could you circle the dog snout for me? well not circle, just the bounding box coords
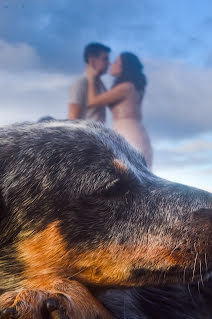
[192,208,212,221]
[185,208,212,260]
[191,208,212,238]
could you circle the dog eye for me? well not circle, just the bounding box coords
[101,178,125,197]
[105,178,120,190]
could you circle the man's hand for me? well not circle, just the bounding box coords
[86,65,98,80]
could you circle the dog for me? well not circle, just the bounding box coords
[0,120,212,319]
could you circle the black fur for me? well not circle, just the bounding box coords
[99,280,212,319]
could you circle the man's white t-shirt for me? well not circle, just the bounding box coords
[70,75,106,123]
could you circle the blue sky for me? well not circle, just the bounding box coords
[0,0,211,192]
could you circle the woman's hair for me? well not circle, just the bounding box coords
[113,52,147,95]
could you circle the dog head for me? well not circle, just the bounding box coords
[0,120,212,288]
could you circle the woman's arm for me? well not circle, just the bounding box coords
[87,77,133,107]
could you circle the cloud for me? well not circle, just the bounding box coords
[144,58,212,140]
[151,131,212,192]
[202,168,212,175]
[202,16,212,29]
[153,131,212,165]
[152,132,212,192]
[1,0,211,70]
[0,0,160,71]
[0,69,72,125]
[176,140,212,153]
[0,39,41,71]
[205,51,212,68]
[154,163,212,193]
[0,39,73,125]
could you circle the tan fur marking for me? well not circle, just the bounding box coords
[75,244,190,286]
[18,221,191,288]
[113,158,128,171]
[17,221,72,289]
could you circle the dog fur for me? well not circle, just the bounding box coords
[0,120,212,318]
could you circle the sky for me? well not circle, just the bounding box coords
[0,0,211,192]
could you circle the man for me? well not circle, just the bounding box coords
[69,42,111,123]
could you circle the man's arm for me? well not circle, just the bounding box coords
[68,103,83,120]
[68,78,86,119]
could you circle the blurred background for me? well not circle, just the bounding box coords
[0,0,211,192]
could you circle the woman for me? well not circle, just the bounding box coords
[87,52,153,169]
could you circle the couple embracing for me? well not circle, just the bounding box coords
[69,42,153,169]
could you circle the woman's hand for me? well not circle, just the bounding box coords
[86,65,98,80]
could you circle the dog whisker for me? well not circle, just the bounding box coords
[187,283,195,305]
[183,266,187,284]
[150,243,182,269]
[199,260,204,287]
[162,269,168,284]
[204,252,208,274]
[197,280,201,295]
[70,267,88,279]
[192,252,198,282]
[168,242,183,257]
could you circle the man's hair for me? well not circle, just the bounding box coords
[84,42,111,63]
